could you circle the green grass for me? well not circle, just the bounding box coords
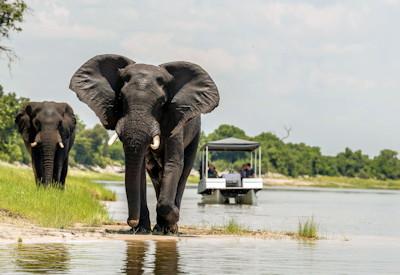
[306,176,400,190]
[211,218,248,235]
[298,217,318,239]
[0,163,117,228]
[187,174,200,184]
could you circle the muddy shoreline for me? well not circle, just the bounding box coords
[0,210,303,244]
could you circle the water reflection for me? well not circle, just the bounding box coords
[14,243,70,273]
[123,240,180,275]
[154,241,180,275]
[124,241,147,275]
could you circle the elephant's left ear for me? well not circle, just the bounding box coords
[61,103,76,133]
[160,61,219,136]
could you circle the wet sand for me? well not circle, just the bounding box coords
[0,210,299,244]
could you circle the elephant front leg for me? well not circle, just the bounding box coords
[133,161,151,234]
[154,135,183,235]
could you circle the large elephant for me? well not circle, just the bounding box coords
[69,54,219,234]
[15,101,76,186]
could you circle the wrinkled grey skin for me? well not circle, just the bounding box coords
[15,101,76,187]
[69,54,219,234]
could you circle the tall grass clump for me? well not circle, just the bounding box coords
[0,163,116,228]
[222,218,247,234]
[298,216,318,239]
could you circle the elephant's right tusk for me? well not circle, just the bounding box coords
[58,142,65,149]
[150,135,160,150]
[31,142,38,147]
[108,132,119,146]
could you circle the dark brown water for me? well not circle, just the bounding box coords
[1,182,400,274]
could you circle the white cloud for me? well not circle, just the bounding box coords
[309,70,376,91]
[24,0,114,40]
[319,43,365,55]
[384,0,400,6]
[257,2,368,33]
[121,32,260,74]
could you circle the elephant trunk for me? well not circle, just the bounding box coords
[42,143,56,185]
[124,145,146,228]
[40,130,62,185]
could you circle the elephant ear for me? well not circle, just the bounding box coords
[69,54,135,130]
[15,102,40,143]
[59,103,76,136]
[160,61,219,136]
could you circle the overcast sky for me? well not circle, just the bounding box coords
[0,0,399,156]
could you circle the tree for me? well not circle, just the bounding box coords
[70,123,125,167]
[0,85,29,162]
[206,124,250,170]
[207,124,248,141]
[0,0,27,61]
[373,150,400,179]
[336,148,372,178]
[71,124,110,167]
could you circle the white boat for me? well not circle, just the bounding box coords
[197,137,263,204]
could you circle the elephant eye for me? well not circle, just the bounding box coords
[121,72,131,82]
[34,119,41,130]
[156,76,165,86]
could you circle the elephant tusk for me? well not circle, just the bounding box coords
[58,142,64,149]
[108,132,119,146]
[150,135,160,150]
[31,142,38,147]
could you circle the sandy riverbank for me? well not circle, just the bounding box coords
[0,210,300,244]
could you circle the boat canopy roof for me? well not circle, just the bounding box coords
[202,137,260,151]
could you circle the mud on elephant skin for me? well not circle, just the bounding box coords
[15,101,76,187]
[69,54,219,234]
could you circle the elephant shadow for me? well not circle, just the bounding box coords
[123,240,180,275]
[14,243,70,273]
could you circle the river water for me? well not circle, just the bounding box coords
[1,182,400,274]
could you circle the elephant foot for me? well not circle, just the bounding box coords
[127,218,139,228]
[152,223,179,235]
[156,203,179,225]
[130,225,151,235]
[127,217,151,234]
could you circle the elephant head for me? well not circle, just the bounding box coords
[69,54,219,227]
[15,101,76,186]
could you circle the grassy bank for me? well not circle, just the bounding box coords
[0,163,117,228]
[265,175,400,190]
[305,176,400,190]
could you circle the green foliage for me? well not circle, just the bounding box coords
[223,218,247,234]
[336,148,371,178]
[0,163,115,227]
[0,0,27,38]
[298,217,318,239]
[211,218,248,235]
[306,175,400,189]
[0,0,27,60]
[372,150,400,179]
[1,88,400,181]
[70,123,124,168]
[0,86,29,163]
[203,124,400,180]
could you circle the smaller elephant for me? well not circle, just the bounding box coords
[15,101,76,186]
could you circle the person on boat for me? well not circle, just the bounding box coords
[240,163,255,178]
[246,163,255,178]
[208,163,219,178]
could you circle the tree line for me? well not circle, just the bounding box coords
[199,124,400,180]
[1,89,400,180]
